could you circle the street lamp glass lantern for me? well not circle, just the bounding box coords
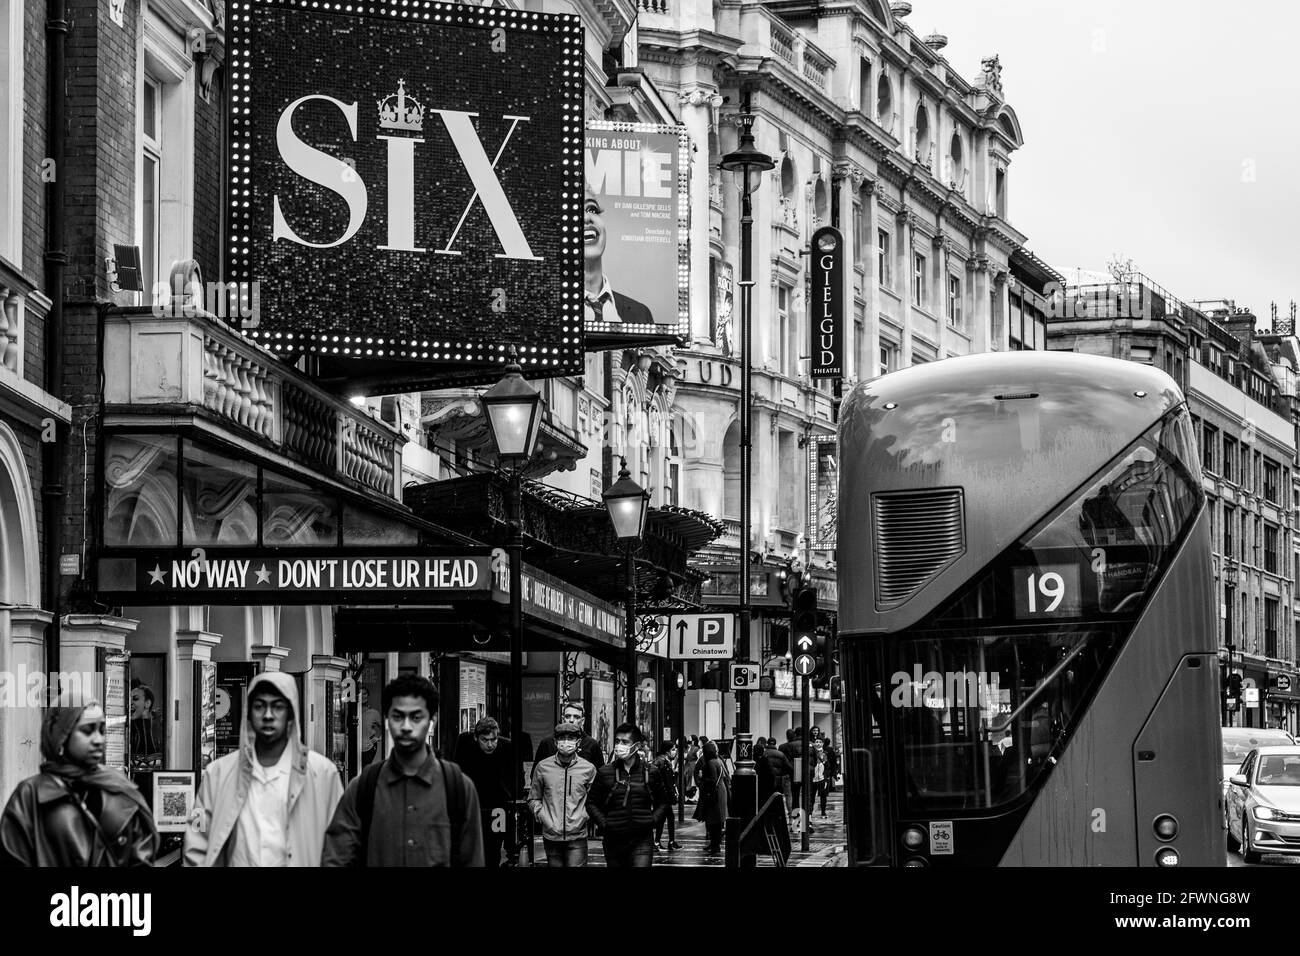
[603,459,650,542]
[481,363,543,463]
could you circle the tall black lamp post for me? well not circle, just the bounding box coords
[718,89,774,845]
[482,352,543,847]
[603,457,650,730]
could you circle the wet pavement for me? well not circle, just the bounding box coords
[522,788,847,867]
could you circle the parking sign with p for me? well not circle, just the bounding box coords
[669,613,737,659]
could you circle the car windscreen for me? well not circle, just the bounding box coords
[1255,755,1300,786]
[1222,731,1293,763]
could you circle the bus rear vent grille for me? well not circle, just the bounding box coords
[873,489,965,608]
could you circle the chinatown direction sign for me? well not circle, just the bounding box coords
[96,548,495,605]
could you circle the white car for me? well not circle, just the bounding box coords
[1225,745,1300,863]
[1221,728,1294,803]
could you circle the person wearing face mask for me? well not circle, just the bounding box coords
[527,722,597,866]
[586,723,672,867]
[1,695,159,866]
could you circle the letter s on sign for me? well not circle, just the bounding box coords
[273,95,367,249]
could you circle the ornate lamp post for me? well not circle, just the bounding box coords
[718,89,774,853]
[481,351,543,849]
[603,457,651,728]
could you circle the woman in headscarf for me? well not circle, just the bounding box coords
[691,739,729,856]
[0,698,159,866]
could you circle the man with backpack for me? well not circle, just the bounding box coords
[586,723,672,867]
[322,675,484,867]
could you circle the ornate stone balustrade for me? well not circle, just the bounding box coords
[105,308,402,501]
[770,26,795,66]
[0,288,20,374]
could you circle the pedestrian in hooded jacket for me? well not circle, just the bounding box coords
[528,721,596,866]
[184,673,343,866]
[1,695,159,866]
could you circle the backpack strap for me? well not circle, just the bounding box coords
[437,757,467,867]
[356,761,384,868]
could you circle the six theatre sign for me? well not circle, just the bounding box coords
[224,0,585,387]
[810,226,844,379]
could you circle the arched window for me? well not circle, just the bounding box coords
[949,131,964,187]
[813,177,828,224]
[780,155,795,201]
[914,104,930,165]
[858,57,871,113]
[876,73,893,131]
[723,421,741,520]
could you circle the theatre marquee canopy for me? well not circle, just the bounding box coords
[225,0,585,391]
[98,548,498,605]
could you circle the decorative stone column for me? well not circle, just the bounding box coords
[679,88,723,345]
[61,614,138,687]
[308,654,349,755]
[250,644,291,674]
[897,209,915,366]
[970,255,990,353]
[861,178,880,379]
[0,608,51,801]
[175,630,221,770]
[934,232,951,358]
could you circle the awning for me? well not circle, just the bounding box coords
[406,473,723,605]
[421,392,586,479]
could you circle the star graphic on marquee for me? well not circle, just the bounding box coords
[147,564,166,586]
[254,564,271,585]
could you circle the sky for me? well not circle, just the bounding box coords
[914,0,1300,325]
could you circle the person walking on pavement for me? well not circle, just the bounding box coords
[815,736,840,817]
[322,675,484,867]
[452,716,525,868]
[781,728,809,819]
[682,736,701,803]
[528,721,597,866]
[691,740,730,856]
[1,696,159,866]
[185,674,342,866]
[652,742,682,851]
[587,723,671,867]
[535,700,604,768]
[757,736,793,816]
[811,737,830,820]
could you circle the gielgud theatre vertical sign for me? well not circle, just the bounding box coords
[225,0,585,388]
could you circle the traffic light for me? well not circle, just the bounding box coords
[1225,672,1242,711]
[792,586,818,645]
[811,631,833,689]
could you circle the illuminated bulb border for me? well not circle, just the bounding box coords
[224,0,584,373]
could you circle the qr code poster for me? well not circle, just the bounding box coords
[152,773,197,833]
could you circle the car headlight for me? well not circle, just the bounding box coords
[1252,806,1277,821]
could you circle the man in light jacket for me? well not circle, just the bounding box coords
[184,672,344,866]
[528,721,597,867]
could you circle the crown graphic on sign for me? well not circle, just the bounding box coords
[377,80,424,133]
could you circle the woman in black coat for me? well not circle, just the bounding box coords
[691,740,729,854]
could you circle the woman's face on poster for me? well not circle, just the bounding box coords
[130,687,153,720]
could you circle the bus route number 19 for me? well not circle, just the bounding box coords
[1013,565,1079,618]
